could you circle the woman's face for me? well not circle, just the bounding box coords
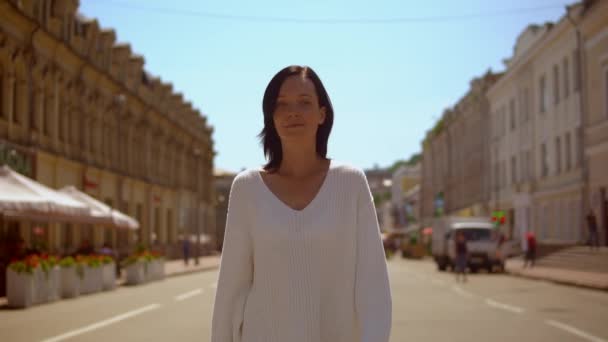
[273,75,326,143]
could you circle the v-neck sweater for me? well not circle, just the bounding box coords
[210,161,392,342]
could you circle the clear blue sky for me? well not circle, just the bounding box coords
[80,0,571,173]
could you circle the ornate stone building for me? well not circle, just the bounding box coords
[0,0,215,258]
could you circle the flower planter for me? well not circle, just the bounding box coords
[6,269,35,308]
[33,268,49,304]
[125,261,146,285]
[102,263,116,291]
[147,260,165,282]
[60,266,81,298]
[81,266,103,295]
[46,266,61,303]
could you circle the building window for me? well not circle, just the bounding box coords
[541,143,548,177]
[13,79,20,124]
[511,156,517,184]
[565,133,572,171]
[494,163,499,191]
[553,64,560,105]
[556,137,562,174]
[510,98,516,131]
[563,58,570,99]
[540,75,547,113]
[523,88,529,122]
[0,71,4,119]
[576,127,583,167]
[605,67,608,119]
[526,150,532,181]
[573,50,580,92]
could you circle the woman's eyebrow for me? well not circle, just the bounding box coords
[277,94,313,99]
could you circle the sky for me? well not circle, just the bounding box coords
[79,0,572,173]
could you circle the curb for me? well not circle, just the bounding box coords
[505,268,608,292]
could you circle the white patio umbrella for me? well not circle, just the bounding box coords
[59,186,140,230]
[0,165,99,223]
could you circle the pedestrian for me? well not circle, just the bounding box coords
[523,231,537,268]
[496,231,506,263]
[586,210,600,250]
[182,235,190,266]
[211,65,391,342]
[454,231,468,283]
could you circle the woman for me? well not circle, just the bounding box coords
[211,66,392,342]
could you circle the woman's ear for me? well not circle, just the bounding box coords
[319,107,327,125]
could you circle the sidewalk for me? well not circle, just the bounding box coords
[505,257,608,291]
[163,254,221,277]
[116,254,221,285]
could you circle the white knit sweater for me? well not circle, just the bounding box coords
[210,161,392,342]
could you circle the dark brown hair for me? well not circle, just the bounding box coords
[258,65,334,172]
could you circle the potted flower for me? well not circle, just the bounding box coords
[6,255,39,308]
[59,256,84,298]
[36,254,61,303]
[80,255,103,295]
[101,255,116,291]
[122,253,146,285]
[149,251,165,281]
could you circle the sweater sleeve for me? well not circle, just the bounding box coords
[211,174,253,342]
[354,170,392,342]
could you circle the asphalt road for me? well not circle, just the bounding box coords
[2,257,607,342]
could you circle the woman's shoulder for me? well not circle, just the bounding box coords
[231,168,260,187]
[330,160,367,185]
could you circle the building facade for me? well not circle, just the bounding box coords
[580,0,608,246]
[0,0,215,258]
[422,0,608,247]
[421,72,500,225]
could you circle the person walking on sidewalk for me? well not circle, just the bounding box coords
[524,231,537,268]
[586,210,600,250]
[182,236,191,266]
[455,231,468,283]
[211,65,392,342]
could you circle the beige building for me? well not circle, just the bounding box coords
[580,0,608,246]
[0,0,215,258]
[488,3,601,245]
[421,72,500,224]
[487,22,571,245]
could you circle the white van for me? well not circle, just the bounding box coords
[431,216,504,273]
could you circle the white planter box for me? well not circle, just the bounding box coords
[125,261,146,285]
[155,259,166,281]
[102,263,116,291]
[33,268,49,304]
[6,268,35,308]
[46,266,61,303]
[60,266,81,298]
[81,266,103,295]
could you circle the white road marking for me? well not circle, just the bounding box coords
[451,285,474,298]
[175,288,203,301]
[545,320,607,342]
[485,299,525,314]
[41,304,161,342]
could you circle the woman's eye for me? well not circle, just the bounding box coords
[299,100,311,106]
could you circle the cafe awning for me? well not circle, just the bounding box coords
[59,186,140,230]
[0,165,99,223]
